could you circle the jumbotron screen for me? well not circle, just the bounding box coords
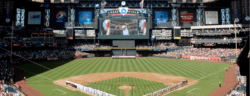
[98,18,149,39]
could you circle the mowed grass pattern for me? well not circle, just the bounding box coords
[18,58,231,96]
[88,77,167,96]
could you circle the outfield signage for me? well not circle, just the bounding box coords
[205,11,219,24]
[182,55,221,61]
[180,13,193,22]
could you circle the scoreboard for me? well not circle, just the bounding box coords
[174,27,181,40]
[0,0,3,20]
[4,1,13,24]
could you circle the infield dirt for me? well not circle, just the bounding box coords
[53,72,198,96]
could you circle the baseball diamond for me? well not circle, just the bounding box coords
[17,58,230,96]
[0,0,247,96]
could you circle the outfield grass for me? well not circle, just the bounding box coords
[88,77,167,96]
[18,58,231,96]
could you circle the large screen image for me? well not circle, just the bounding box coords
[53,11,67,25]
[101,19,146,36]
[155,11,168,24]
[79,11,92,25]
[28,11,41,25]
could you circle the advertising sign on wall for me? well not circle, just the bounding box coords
[78,11,92,25]
[155,11,168,24]
[53,11,67,25]
[28,11,41,25]
[205,11,218,24]
[180,13,193,22]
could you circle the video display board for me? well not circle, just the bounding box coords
[0,0,3,19]
[86,30,95,37]
[205,11,218,24]
[78,11,92,25]
[27,11,41,25]
[4,1,13,24]
[241,0,249,24]
[231,1,241,23]
[179,9,197,28]
[99,18,149,39]
[52,11,67,25]
[53,30,66,37]
[155,11,168,24]
[153,9,172,28]
[75,30,85,36]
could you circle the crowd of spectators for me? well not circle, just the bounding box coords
[0,34,56,47]
[192,28,244,34]
[0,61,14,86]
[98,44,112,49]
[225,66,247,96]
[174,47,242,57]
[0,61,25,96]
[191,37,243,44]
[0,49,93,60]
[72,42,95,50]
[136,45,152,49]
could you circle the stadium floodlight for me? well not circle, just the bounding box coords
[121,1,126,6]
[245,16,250,21]
[234,18,239,23]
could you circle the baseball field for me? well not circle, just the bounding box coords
[17,58,231,96]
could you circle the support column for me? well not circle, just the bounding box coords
[197,5,205,26]
[171,4,180,27]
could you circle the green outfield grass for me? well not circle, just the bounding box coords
[18,58,231,96]
[88,77,167,96]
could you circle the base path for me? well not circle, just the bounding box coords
[208,64,238,96]
[119,86,134,96]
[54,72,198,96]
[16,80,44,96]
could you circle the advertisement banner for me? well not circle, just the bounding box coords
[78,11,92,25]
[205,11,219,24]
[28,11,41,25]
[155,11,168,24]
[53,11,67,25]
[180,13,193,22]
[47,58,58,61]
[188,56,221,61]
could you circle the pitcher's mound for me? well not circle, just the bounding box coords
[119,86,134,90]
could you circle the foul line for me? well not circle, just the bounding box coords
[0,47,50,70]
[186,67,229,93]
[195,67,228,81]
[187,88,197,93]
[53,89,66,94]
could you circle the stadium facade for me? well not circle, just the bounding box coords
[0,0,248,60]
